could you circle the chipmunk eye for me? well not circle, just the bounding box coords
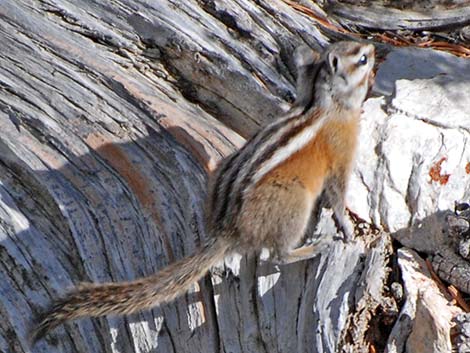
[358,54,367,66]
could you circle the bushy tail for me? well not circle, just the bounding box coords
[31,237,229,343]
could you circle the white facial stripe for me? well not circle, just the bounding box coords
[344,47,374,90]
[251,114,328,184]
[349,65,368,87]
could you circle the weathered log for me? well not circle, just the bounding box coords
[327,2,470,31]
[0,1,407,353]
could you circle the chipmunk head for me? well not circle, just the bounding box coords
[317,41,375,111]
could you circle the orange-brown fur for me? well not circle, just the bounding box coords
[267,113,360,193]
[238,111,361,257]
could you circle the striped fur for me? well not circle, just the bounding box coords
[251,110,327,184]
[31,237,230,342]
[208,41,375,232]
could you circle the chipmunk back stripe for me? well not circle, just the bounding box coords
[228,109,324,213]
[210,112,308,226]
[250,110,327,185]
[222,109,323,220]
[220,111,310,219]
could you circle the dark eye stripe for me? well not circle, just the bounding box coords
[358,54,367,65]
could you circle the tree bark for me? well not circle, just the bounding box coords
[0,1,395,352]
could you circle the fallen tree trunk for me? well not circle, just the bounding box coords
[0,1,436,352]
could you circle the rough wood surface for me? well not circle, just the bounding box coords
[0,1,395,353]
[327,2,470,31]
[388,249,463,353]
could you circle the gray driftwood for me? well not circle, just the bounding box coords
[327,2,470,31]
[1,1,396,353]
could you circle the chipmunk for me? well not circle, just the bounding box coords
[31,41,375,342]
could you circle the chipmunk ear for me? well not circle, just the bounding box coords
[293,45,321,110]
[327,52,339,74]
[294,45,320,69]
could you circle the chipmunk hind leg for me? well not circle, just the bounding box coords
[239,180,318,263]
